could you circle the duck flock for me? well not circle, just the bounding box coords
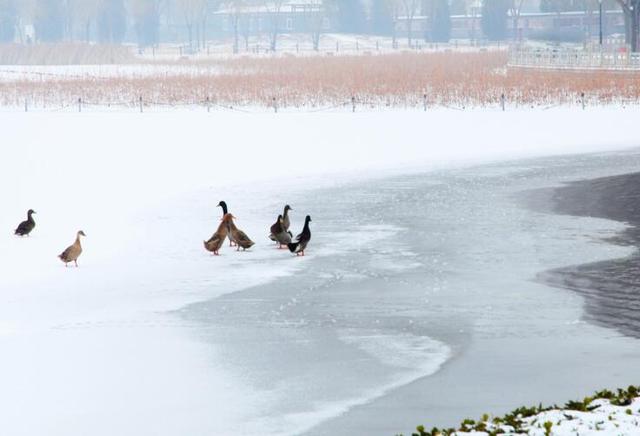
[12,200,312,268]
[204,201,312,257]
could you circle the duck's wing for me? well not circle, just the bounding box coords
[276,231,292,244]
[204,233,223,251]
[15,220,30,234]
[59,244,80,261]
[270,220,281,235]
[235,229,255,246]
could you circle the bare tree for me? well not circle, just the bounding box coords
[385,0,402,48]
[263,0,285,51]
[304,0,333,51]
[508,0,525,42]
[177,0,207,50]
[225,0,247,53]
[616,0,640,51]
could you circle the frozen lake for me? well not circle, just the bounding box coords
[174,151,640,435]
[3,110,640,436]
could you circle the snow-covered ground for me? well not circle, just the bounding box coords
[454,397,640,435]
[2,108,640,435]
[0,64,232,82]
[136,34,502,61]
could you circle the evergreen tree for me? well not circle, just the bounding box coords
[97,0,127,43]
[336,0,366,34]
[371,0,393,35]
[481,0,509,40]
[34,0,67,42]
[0,0,17,42]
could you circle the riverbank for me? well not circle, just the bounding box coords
[537,171,640,339]
[410,385,640,435]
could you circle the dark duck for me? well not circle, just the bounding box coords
[270,214,292,248]
[15,209,36,236]
[288,215,312,256]
[217,201,236,246]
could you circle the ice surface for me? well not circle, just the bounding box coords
[2,109,640,435]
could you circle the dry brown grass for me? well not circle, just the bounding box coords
[0,43,135,66]
[2,51,640,109]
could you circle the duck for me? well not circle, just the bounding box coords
[15,209,36,236]
[204,218,229,256]
[58,230,86,267]
[269,215,292,248]
[218,201,229,215]
[224,214,255,251]
[282,205,293,232]
[217,200,236,247]
[288,215,312,256]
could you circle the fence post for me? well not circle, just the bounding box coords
[206,96,211,113]
[78,97,82,113]
[273,97,278,113]
[351,96,356,113]
[501,93,505,111]
[581,92,585,110]
[139,96,143,113]
[24,99,28,113]
[423,93,427,112]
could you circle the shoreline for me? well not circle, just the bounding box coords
[534,171,640,339]
[302,152,640,436]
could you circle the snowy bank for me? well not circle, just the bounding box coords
[409,386,640,436]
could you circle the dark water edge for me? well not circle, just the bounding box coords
[530,172,640,339]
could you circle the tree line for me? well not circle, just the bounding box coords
[0,0,633,50]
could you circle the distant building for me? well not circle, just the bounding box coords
[397,9,625,42]
[210,1,334,38]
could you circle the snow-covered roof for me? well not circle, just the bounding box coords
[215,0,323,15]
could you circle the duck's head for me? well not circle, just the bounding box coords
[28,209,36,215]
[277,214,283,223]
[284,205,292,212]
[78,230,86,237]
[217,201,228,214]
[305,215,312,223]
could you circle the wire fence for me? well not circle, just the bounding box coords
[2,92,636,114]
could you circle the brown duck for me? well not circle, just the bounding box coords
[58,230,86,267]
[225,214,255,251]
[204,218,229,256]
[218,200,236,247]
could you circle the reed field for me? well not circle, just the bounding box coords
[1,50,639,109]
